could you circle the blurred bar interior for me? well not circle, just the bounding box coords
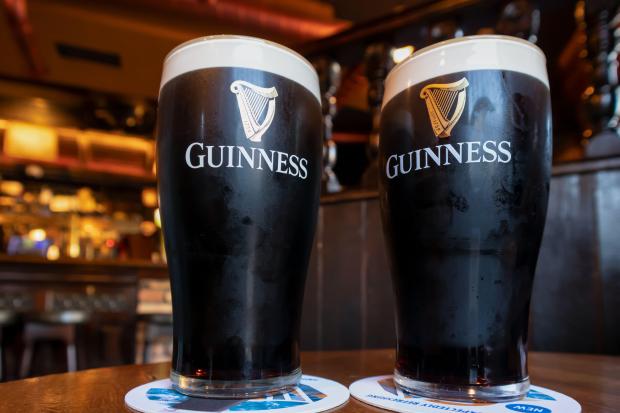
[0,0,618,380]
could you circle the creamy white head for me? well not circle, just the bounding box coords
[383,35,549,108]
[160,35,321,103]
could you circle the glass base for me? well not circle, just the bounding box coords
[394,370,530,403]
[170,368,302,399]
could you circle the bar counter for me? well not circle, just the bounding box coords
[0,349,618,412]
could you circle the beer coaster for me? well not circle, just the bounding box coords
[349,375,581,413]
[125,375,349,413]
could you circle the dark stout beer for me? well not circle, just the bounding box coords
[380,36,551,402]
[157,36,322,398]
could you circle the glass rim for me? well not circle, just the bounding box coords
[386,35,547,84]
[382,34,549,107]
[159,35,321,102]
[164,34,317,79]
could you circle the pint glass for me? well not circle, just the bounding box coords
[157,36,322,398]
[379,35,551,402]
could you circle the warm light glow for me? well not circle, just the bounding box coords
[23,192,35,203]
[142,188,158,208]
[154,208,161,228]
[82,222,96,235]
[392,45,415,64]
[0,197,16,207]
[583,86,595,96]
[39,187,53,205]
[50,195,76,212]
[4,122,58,161]
[47,245,60,260]
[76,187,97,213]
[0,181,24,196]
[575,1,585,20]
[25,164,45,178]
[29,228,47,242]
[83,131,154,156]
[0,120,156,180]
[140,221,157,237]
[69,243,80,258]
[32,98,48,109]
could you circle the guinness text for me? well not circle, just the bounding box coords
[386,140,511,179]
[185,142,308,179]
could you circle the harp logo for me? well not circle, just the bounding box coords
[183,80,308,179]
[384,78,514,179]
[230,80,278,143]
[420,77,469,138]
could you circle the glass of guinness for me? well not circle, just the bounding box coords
[157,36,322,398]
[380,35,551,402]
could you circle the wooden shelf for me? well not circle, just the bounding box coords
[0,159,155,188]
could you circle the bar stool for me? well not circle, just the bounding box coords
[0,310,16,381]
[19,310,90,378]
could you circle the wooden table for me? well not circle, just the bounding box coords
[0,350,618,412]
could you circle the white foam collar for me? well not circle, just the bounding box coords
[383,35,549,108]
[160,35,320,103]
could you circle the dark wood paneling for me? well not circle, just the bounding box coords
[362,200,395,349]
[531,174,604,352]
[594,171,620,354]
[301,199,395,351]
[320,201,364,350]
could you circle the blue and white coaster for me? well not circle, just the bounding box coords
[349,375,581,413]
[125,375,349,413]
